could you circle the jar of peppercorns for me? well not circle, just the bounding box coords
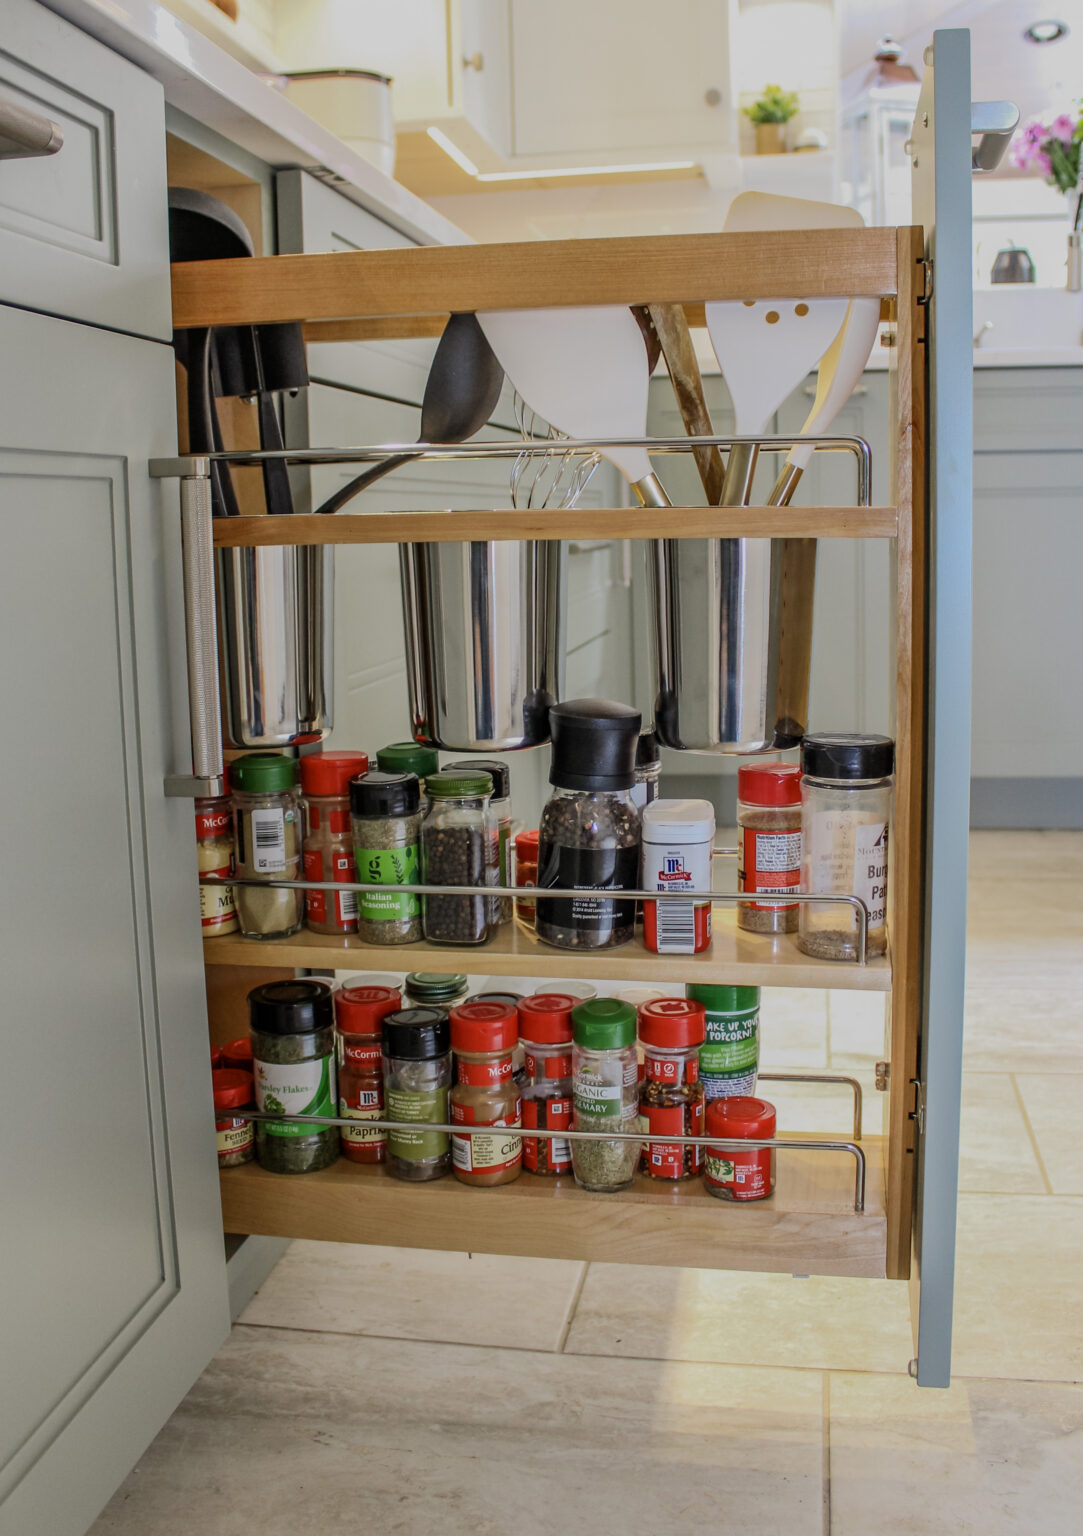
[637,998,706,1181]
[421,771,497,946]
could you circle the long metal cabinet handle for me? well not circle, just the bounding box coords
[0,94,64,159]
[970,100,1019,173]
[179,469,224,784]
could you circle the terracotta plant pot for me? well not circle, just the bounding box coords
[755,122,787,155]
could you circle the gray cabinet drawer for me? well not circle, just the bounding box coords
[974,368,1083,452]
[0,0,171,338]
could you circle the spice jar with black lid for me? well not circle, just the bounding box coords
[638,998,706,1181]
[421,771,497,946]
[377,741,439,815]
[383,1007,452,1182]
[737,763,802,935]
[350,770,423,945]
[230,754,304,941]
[446,759,513,924]
[449,1001,522,1187]
[536,700,642,951]
[249,980,338,1175]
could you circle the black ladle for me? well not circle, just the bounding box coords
[313,312,504,514]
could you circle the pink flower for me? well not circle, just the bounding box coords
[1050,114,1076,144]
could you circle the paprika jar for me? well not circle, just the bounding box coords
[334,981,401,1164]
[213,1069,255,1167]
[638,998,706,1181]
[383,1007,452,1182]
[449,1001,522,1186]
[514,829,539,930]
[704,1096,776,1201]
[737,762,802,935]
[518,993,576,1176]
[196,795,237,936]
[300,751,369,936]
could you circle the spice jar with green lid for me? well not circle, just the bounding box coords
[403,972,470,1012]
[350,770,423,945]
[686,984,760,1101]
[383,1007,452,1182]
[230,754,304,940]
[377,741,439,813]
[421,771,497,946]
[571,998,642,1193]
[446,759,513,924]
[249,979,338,1175]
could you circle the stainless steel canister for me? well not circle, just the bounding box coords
[216,543,333,747]
[399,539,565,751]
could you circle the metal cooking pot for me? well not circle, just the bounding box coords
[990,245,1035,284]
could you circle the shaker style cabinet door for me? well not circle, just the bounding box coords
[0,305,228,1536]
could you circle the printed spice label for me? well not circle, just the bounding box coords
[356,845,420,921]
[255,1057,334,1138]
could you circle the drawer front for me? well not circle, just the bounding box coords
[0,0,171,338]
[974,367,1083,452]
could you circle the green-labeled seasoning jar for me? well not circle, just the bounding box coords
[383,1007,452,1182]
[571,998,642,1193]
[403,973,470,1013]
[686,984,760,1102]
[377,741,439,816]
[249,979,338,1175]
[350,771,423,945]
[230,753,304,940]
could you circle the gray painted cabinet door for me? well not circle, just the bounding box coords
[0,305,228,1534]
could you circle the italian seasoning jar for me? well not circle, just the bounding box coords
[571,998,642,1192]
[797,734,894,962]
[519,993,576,1176]
[447,759,512,924]
[334,982,401,1164]
[300,751,369,936]
[638,998,706,1181]
[421,771,496,946]
[195,795,238,936]
[350,771,422,944]
[383,1008,452,1181]
[536,700,642,951]
[230,754,304,940]
[737,762,802,935]
[403,972,469,1014]
[249,980,338,1175]
[449,1001,522,1187]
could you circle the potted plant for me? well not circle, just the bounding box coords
[1010,106,1083,290]
[745,84,800,155]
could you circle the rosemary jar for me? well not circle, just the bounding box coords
[536,700,642,951]
[350,771,423,944]
[797,734,894,962]
[421,771,496,946]
[403,972,469,1013]
[571,998,641,1193]
[300,751,369,936]
[519,993,576,1176]
[230,754,304,940]
[376,741,439,816]
[638,998,706,1181]
[449,1001,522,1187]
[446,759,512,924]
[737,762,802,935]
[249,980,338,1175]
[383,1007,452,1181]
[212,1069,255,1167]
[195,795,237,936]
[335,981,401,1164]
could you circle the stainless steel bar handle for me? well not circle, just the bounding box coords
[970,100,1019,174]
[0,95,64,159]
[180,470,224,782]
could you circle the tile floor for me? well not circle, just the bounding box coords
[92,832,1083,1535]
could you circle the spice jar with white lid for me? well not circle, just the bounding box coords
[737,763,802,935]
[641,799,715,954]
[518,993,577,1176]
[797,734,894,961]
[300,751,369,936]
[449,1001,522,1186]
[230,755,304,940]
[571,999,641,1192]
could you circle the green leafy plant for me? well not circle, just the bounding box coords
[745,84,800,126]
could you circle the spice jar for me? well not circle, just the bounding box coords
[377,741,439,815]
[222,1037,253,1074]
[213,1069,255,1167]
[403,972,469,1014]
[704,1096,776,1201]
[687,984,760,1101]
[300,751,369,936]
[230,754,304,940]
[536,700,642,951]
[449,1001,522,1186]
[571,998,641,1192]
[249,980,338,1175]
[196,795,238,936]
[350,771,423,945]
[335,981,401,1163]
[641,799,715,955]
[421,771,496,946]
[630,730,661,810]
[797,734,894,961]
[447,759,512,924]
[638,998,706,1181]
[519,993,576,1176]
[514,829,539,929]
[383,1007,452,1182]
[737,763,802,935]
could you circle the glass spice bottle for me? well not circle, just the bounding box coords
[300,751,369,936]
[376,741,439,816]
[212,1068,255,1167]
[514,829,539,930]
[230,754,304,940]
[383,1007,452,1181]
[704,1096,777,1201]
[637,998,706,1181]
[737,762,802,935]
[403,972,470,1013]
[195,795,238,936]
[421,771,496,946]
[449,1001,522,1187]
[797,734,894,962]
[249,980,338,1175]
[518,993,576,1176]
[536,700,642,952]
[571,998,642,1192]
[350,771,423,945]
[446,759,513,924]
[334,981,401,1164]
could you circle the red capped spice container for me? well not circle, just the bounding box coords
[211,1044,223,1071]
[704,1096,776,1201]
[335,981,401,1163]
[196,795,238,935]
[213,1069,255,1166]
[737,763,802,935]
[222,1037,253,1074]
[448,1001,522,1186]
[518,993,576,1175]
[638,998,706,1180]
[301,752,370,936]
[514,829,539,930]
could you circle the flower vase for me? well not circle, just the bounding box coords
[1069,232,1081,293]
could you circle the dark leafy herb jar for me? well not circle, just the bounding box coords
[249,979,338,1175]
[383,1007,452,1182]
[446,759,513,924]
[403,972,470,1013]
[350,771,423,945]
[536,700,642,951]
[421,771,496,946]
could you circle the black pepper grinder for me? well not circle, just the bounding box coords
[535,699,642,951]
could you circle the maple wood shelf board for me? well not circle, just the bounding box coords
[219,1135,888,1279]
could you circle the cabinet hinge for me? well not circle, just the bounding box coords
[874,1061,890,1091]
[917,258,934,305]
[909,1078,925,1135]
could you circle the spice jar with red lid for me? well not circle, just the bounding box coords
[211,1044,223,1071]
[335,981,401,1163]
[196,795,238,936]
[222,1037,253,1074]
[514,829,539,930]
[737,763,802,935]
[449,1001,522,1186]
[704,1096,776,1201]
[213,1069,255,1167]
[300,752,369,936]
[518,993,576,1175]
[638,998,706,1180]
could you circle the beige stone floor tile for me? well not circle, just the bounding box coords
[963,985,1083,1072]
[758,1069,876,1138]
[758,987,829,1068]
[564,1262,913,1374]
[90,1327,826,1536]
[828,1371,1083,1536]
[967,828,1083,883]
[957,1074,1045,1194]
[1014,1075,1083,1194]
[240,1241,586,1352]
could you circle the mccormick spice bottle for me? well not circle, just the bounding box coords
[514,829,539,930]
[212,1069,255,1167]
[300,751,369,936]
[350,771,423,945]
[249,980,338,1175]
[421,771,497,946]
[737,762,802,935]
[687,984,760,1101]
[571,999,642,1192]
[641,799,715,955]
[449,1001,522,1187]
[382,1007,452,1181]
[638,998,707,1180]
[536,700,642,951]
[704,1096,776,1201]
[334,982,401,1164]
[518,993,576,1176]
[195,795,238,936]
